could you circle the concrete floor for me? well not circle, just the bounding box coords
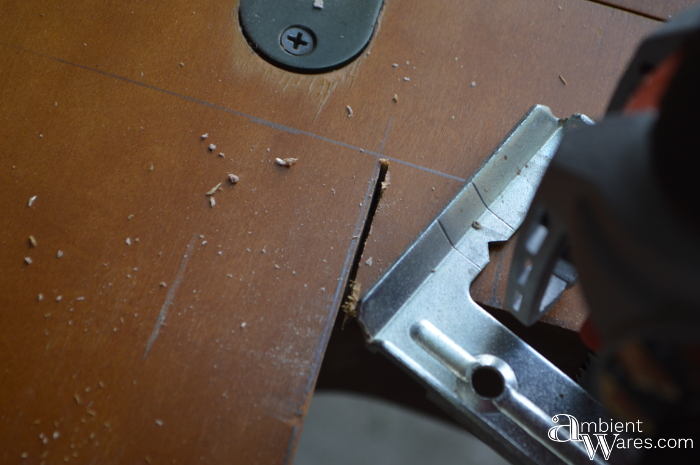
[294,392,510,465]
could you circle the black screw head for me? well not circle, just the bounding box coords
[280,26,315,56]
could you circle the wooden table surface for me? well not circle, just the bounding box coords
[1,1,697,464]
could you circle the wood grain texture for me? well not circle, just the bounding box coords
[591,0,700,20]
[0,0,664,463]
[0,11,381,462]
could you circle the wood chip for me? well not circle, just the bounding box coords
[275,158,298,167]
[28,196,37,207]
[228,174,240,184]
[392,63,398,67]
[346,105,353,117]
[559,74,567,85]
[365,257,373,267]
[208,143,216,151]
[471,220,482,230]
[201,133,208,140]
[403,77,410,81]
[29,236,37,247]
[38,293,43,301]
[392,94,398,103]
[127,214,134,220]
[313,0,323,9]
[125,238,132,245]
[56,250,63,258]
[209,197,216,207]
[218,152,225,158]
[341,281,361,327]
[24,257,32,265]
[159,282,167,287]
[206,183,223,196]
[179,62,185,67]
[470,81,476,87]
[155,419,164,426]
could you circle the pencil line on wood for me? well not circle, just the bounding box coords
[0,41,464,184]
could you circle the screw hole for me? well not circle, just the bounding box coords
[471,366,505,399]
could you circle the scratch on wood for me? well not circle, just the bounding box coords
[142,233,198,359]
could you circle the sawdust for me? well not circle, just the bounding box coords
[341,281,361,328]
[275,158,298,167]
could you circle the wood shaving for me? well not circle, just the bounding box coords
[28,195,37,207]
[127,214,134,220]
[218,152,225,158]
[392,63,398,67]
[149,165,154,172]
[209,197,216,207]
[159,282,167,287]
[206,182,223,196]
[29,236,37,247]
[228,174,240,184]
[403,77,410,81]
[179,62,185,67]
[392,94,398,103]
[346,105,353,117]
[208,143,216,151]
[24,257,32,265]
[275,158,298,167]
[559,74,567,85]
[313,0,323,8]
[341,281,361,328]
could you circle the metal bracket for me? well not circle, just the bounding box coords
[359,106,628,464]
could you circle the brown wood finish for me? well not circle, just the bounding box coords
[0,0,664,463]
[0,47,382,464]
[591,0,700,20]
